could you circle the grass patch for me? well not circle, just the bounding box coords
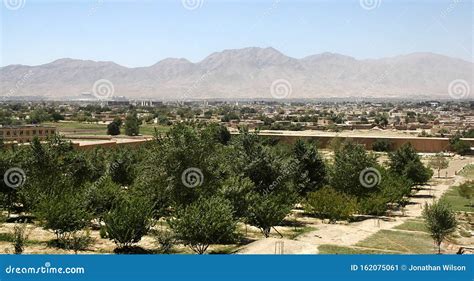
[356,229,435,254]
[287,226,317,240]
[318,245,390,254]
[0,232,44,246]
[459,164,474,179]
[393,220,428,233]
[440,185,473,212]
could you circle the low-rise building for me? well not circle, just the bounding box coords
[0,125,57,143]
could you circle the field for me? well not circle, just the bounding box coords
[355,230,434,254]
[43,121,170,137]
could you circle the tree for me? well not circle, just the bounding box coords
[389,143,432,186]
[169,196,237,254]
[422,200,457,254]
[246,192,294,237]
[428,153,449,178]
[107,118,122,136]
[304,186,357,222]
[36,191,91,241]
[330,141,379,196]
[124,112,140,136]
[85,177,121,224]
[104,194,153,250]
[292,139,326,195]
[451,140,470,155]
[372,139,392,152]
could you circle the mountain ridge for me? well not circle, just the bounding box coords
[1,47,472,100]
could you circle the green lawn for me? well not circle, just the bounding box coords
[393,220,428,233]
[318,244,390,254]
[356,229,435,254]
[440,185,473,212]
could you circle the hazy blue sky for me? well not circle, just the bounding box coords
[0,0,472,67]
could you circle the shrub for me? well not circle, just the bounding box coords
[169,196,237,254]
[36,192,91,241]
[68,231,94,254]
[358,194,389,216]
[152,228,175,254]
[304,186,357,222]
[372,139,392,152]
[11,222,30,254]
[104,194,153,249]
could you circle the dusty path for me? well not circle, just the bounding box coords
[238,157,472,254]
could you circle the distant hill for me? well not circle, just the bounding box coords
[1,47,472,100]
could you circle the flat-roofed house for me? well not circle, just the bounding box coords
[0,125,57,143]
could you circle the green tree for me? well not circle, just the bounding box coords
[428,153,449,178]
[124,112,140,136]
[304,186,357,222]
[104,194,153,250]
[330,141,379,196]
[246,192,294,237]
[389,143,432,186]
[372,139,392,152]
[293,139,326,195]
[169,196,237,254]
[422,200,457,254]
[36,191,91,241]
[85,177,121,224]
[107,118,122,136]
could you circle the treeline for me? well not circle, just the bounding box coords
[0,123,433,254]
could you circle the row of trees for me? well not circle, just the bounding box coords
[107,112,140,136]
[0,124,435,254]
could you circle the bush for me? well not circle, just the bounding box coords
[358,194,389,216]
[152,228,175,254]
[36,192,91,241]
[11,222,30,254]
[372,139,392,152]
[169,196,237,254]
[304,186,357,222]
[68,231,94,254]
[104,194,153,249]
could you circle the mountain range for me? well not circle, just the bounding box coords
[1,47,472,100]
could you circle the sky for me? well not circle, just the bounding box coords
[0,0,472,67]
